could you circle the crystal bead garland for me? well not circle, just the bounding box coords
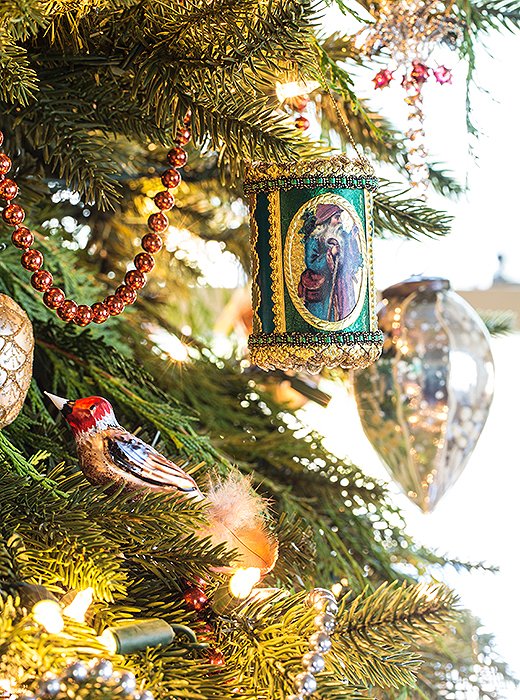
[286,588,338,700]
[359,0,462,197]
[8,658,153,700]
[0,115,191,326]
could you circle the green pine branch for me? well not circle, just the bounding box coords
[0,31,39,105]
[479,309,516,336]
[334,582,458,688]
[460,0,520,33]
[0,0,48,41]
[374,181,453,239]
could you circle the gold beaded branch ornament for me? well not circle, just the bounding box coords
[0,115,192,327]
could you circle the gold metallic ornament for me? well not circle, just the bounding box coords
[353,277,494,512]
[0,293,34,428]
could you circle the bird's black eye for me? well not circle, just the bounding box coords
[89,404,96,411]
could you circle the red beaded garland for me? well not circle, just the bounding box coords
[295,116,310,131]
[147,212,169,233]
[115,284,137,305]
[207,649,225,666]
[91,302,110,324]
[74,305,93,327]
[183,587,208,612]
[134,252,155,273]
[2,203,25,225]
[31,270,53,292]
[1,121,190,327]
[154,191,175,210]
[125,269,146,290]
[12,227,34,249]
[104,295,125,316]
[142,233,163,254]
[57,299,78,322]
[0,178,18,200]
[167,147,188,168]
[43,287,66,309]
[0,153,11,175]
[21,249,44,271]
[161,168,181,189]
[176,129,191,145]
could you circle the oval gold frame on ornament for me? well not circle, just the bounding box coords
[283,193,367,331]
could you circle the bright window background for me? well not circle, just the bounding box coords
[314,6,520,692]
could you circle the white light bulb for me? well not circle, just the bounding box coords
[275,80,320,102]
[32,600,64,634]
[97,628,118,654]
[331,583,343,598]
[63,587,94,623]
[229,567,262,599]
[0,678,13,697]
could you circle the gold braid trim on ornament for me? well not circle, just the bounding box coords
[245,153,375,185]
[249,341,383,374]
[365,191,379,332]
[267,191,286,333]
[248,194,262,334]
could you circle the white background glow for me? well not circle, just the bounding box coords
[315,6,520,691]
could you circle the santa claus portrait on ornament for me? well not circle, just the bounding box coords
[296,202,364,323]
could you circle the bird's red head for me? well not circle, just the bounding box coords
[46,393,118,438]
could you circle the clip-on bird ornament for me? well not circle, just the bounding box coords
[45,392,278,578]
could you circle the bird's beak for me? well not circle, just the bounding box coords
[44,392,70,412]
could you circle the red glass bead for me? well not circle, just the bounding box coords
[183,587,208,612]
[142,233,163,254]
[0,178,18,200]
[433,65,453,85]
[73,304,93,327]
[125,269,146,290]
[12,226,34,249]
[183,110,192,125]
[134,252,155,273]
[147,212,169,233]
[31,270,53,292]
[115,284,137,305]
[2,203,25,225]
[373,68,394,89]
[167,147,188,168]
[91,301,110,324]
[207,649,225,666]
[104,295,125,316]
[410,61,429,84]
[154,191,175,211]
[176,128,191,145]
[0,153,11,175]
[295,116,310,131]
[21,249,44,271]
[57,299,78,322]
[161,168,181,189]
[43,287,65,309]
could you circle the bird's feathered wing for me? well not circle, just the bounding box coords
[104,430,203,499]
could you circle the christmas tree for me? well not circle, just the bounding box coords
[0,1,518,698]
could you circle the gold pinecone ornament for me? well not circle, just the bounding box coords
[0,293,34,428]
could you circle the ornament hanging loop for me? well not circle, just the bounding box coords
[316,61,368,167]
